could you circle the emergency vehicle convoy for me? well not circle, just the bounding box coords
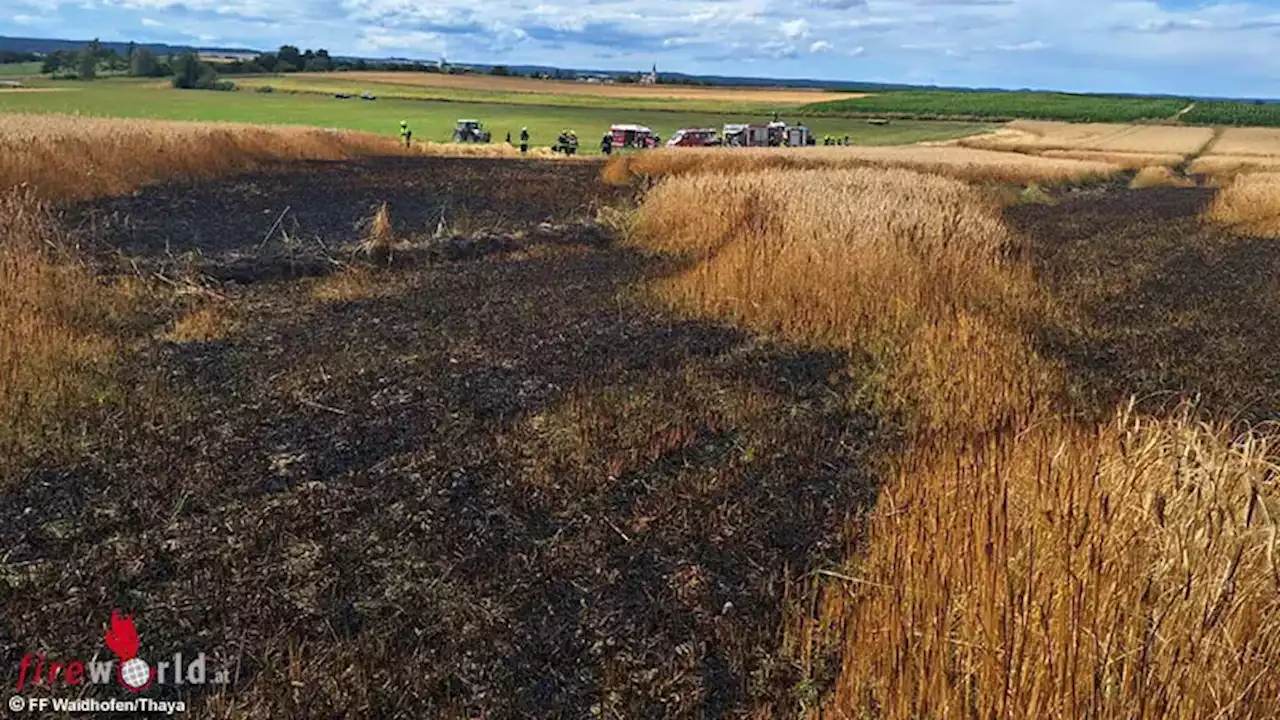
[416,117,817,152]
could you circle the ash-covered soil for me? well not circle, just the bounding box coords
[2,158,878,718]
[66,155,626,264]
[1010,187,1280,423]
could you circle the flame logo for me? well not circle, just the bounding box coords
[104,610,140,661]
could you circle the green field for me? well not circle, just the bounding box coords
[802,90,1191,123]
[0,78,994,154]
[1180,101,1280,127]
[237,75,804,114]
[0,62,42,77]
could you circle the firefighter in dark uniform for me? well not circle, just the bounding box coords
[601,132,613,156]
[519,127,529,153]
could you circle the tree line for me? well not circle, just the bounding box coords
[36,40,232,90]
[28,38,713,88]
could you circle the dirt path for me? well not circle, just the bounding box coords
[3,158,877,718]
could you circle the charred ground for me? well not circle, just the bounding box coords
[2,157,1276,718]
[2,157,877,718]
[1012,186,1280,424]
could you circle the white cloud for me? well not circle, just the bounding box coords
[758,40,799,58]
[356,27,447,55]
[9,0,1280,96]
[780,18,811,39]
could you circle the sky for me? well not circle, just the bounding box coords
[4,0,1280,98]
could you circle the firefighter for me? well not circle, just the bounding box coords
[505,131,512,145]
[843,135,850,146]
[601,132,613,155]
[520,126,529,153]
[399,121,412,147]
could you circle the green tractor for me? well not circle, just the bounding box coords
[453,119,491,143]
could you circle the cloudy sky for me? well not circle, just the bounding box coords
[4,0,1280,97]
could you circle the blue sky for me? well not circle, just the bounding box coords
[4,0,1280,97]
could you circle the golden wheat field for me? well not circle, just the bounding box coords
[1190,154,1280,177]
[1206,127,1280,156]
[0,114,579,203]
[960,119,1216,155]
[631,165,1280,718]
[307,70,868,103]
[605,144,1122,186]
[1206,171,1280,235]
[1039,148,1187,168]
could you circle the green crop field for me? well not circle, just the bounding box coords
[802,90,1191,123]
[1180,101,1280,127]
[0,78,993,154]
[0,62,42,77]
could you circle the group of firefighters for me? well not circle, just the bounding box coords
[823,135,853,146]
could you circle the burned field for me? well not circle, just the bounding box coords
[1012,186,1280,423]
[4,149,1280,719]
[1,157,879,717]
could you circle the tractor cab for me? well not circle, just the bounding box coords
[454,120,491,143]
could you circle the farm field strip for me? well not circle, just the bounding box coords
[1204,127,1280,156]
[959,120,1216,154]
[306,70,867,103]
[1190,154,1280,176]
[237,75,804,114]
[604,144,1123,185]
[1037,149,1186,169]
[801,89,1190,122]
